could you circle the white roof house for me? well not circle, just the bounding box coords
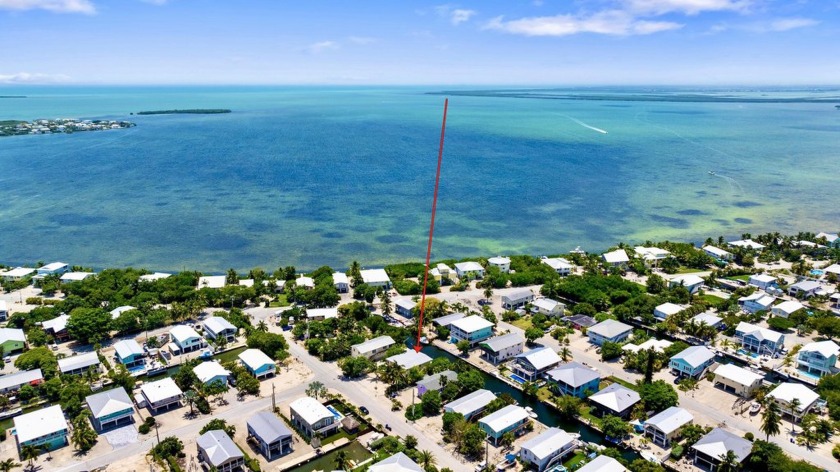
[197,430,244,469]
[360,269,391,286]
[109,305,135,319]
[520,427,576,463]
[692,428,752,467]
[789,280,823,297]
[450,315,494,334]
[433,313,466,327]
[623,338,672,354]
[588,319,633,340]
[332,271,349,285]
[38,262,68,274]
[578,455,627,472]
[542,257,574,274]
[589,383,640,415]
[654,302,684,320]
[170,325,201,345]
[139,272,172,282]
[669,274,704,292]
[369,452,423,472]
[738,292,776,312]
[113,339,143,359]
[0,328,26,345]
[238,279,255,287]
[0,267,36,279]
[0,369,43,393]
[516,347,561,372]
[42,314,70,333]
[816,232,839,244]
[239,349,275,372]
[824,264,840,276]
[532,297,565,315]
[13,405,68,446]
[547,362,600,388]
[488,256,511,272]
[306,307,339,320]
[203,316,237,336]
[295,276,315,289]
[395,299,416,314]
[749,274,777,287]
[479,404,530,433]
[634,246,671,261]
[772,300,805,318]
[728,239,766,251]
[351,335,396,357]
[713,364,763,396]
[444,389,497,418]
[800,340,840,359]
[690,312,722,328]
[481,333,525,352]
[735,322,784,344]
[141,377,183,405]
[768,383,820,415]
[198,275,226,289]
[58,351,100,374]
[454,261,484,273]
[645,407,693,436]
[60,271,94,283]
[703,245,732,260]
[290,397,333,426]
[86,388,133,421]
[671,345,715,369]
[602,249,629,265]
[387,350,432,370]
[193,361,230,385]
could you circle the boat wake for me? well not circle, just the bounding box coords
[563,115,607,134]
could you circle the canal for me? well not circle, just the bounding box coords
[419,344,640,461]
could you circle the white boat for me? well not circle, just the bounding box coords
[524,406,538,419]
[750,402,761,414]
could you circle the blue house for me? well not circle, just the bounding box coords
[546,362,600,398]
[239,349,276,379]
[449,315,494,347]
[13,405,69,452]
[113,339,145,368]
[395,299,416,318]
[478,405,530,445]
[735,322,785,354]
[669,346,716,378]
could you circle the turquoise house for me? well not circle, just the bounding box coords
[13,405,69,452]
[546,362,601,398]
[239,349,276,379]
[669,346,716,378]
[478,405,531,445]
[113,339,145,368]
[449,315,494,347]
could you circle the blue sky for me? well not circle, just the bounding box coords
[0,0,838,85]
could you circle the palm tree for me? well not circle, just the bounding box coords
[761,400,782,441]
[483,282,493,302]
[788,398,801,433]
[417,450,436,470]
[333,450,352,471]
[257,320,268,332]
[20,445,38,469]
[560,346,572,362]
[184,390,198,417]
[716,450,739,472]
[70,416,98,451]
[0,458,22,472]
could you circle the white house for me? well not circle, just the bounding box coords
[86,387,135,431]
[728,239,766,251]
[443,389,497,419]
[478,404,531,445]
[58,351,101,376]
[532,298,565,317]
[169,325,205,353]
[239,349,276,379]
[578,456,627,472]
[669,274,704,294]
[351,335,395,360]
[0,369,43,394]
[436,263,454,279]
[37,262,68,276]
[514,347,561,381]
[654,302,684,321]
[306,307,338,320]
[748,274,778,291]
[42,314,71,341]
[501,289,534,310]
[369,452,423,472]
[589,383,640,419]
[767,383,820,422]
[12,405,69,452]
[691,428,752,472]
[140,377,183,413]
[735,322,785,354]
[602,249,629,268]
[454,261,485,280]
[289,397,338,438]
[197,276,226,289]
[360,269,391,288]
[193,361,230,386]
[139,272,172,282]
[541,257,573,276]
[634,246,671,265]
[109,305,135,320]
[395,299,416,318]
[197,430,245,472]
[739,292,776,314]
[203,316,238,342]
[519,427,576,472]
[480,333,525,364]
[816,232,840,247]
[689,312,722,329]
[0,300,7,322]
[60,271,94,283]
[623,338,672,355]
[487,256,511,273]
[587,319,632,346]
[703,245,732,261]
[386,350,432,370]
[771,300,805,319]
[712,364,763,398]
[332,272,350,293]
[644,407,693,447]
[788,280,822,299]
[0,267,35,281]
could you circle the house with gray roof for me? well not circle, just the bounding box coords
[395,299,416,318]
[247,411,293,460]
[520,427,576,472]
[788,280,823,299]
[443,389,497,420]
[58,351,101,376]
[86,387,134,431]
[0,369,43,394]
[433,312,466,328]
[480,332,525,364]
[369,452,423,472]
[669,345,716,379]
[203,316,238,343]
[589,383,640,419]
[113,339,145,368]
[514,347,561,381]
[547,362,601,398]
[587,319,632,346]
[351,335,395,360]
[197,430,245,472]
[502,289,534,310]
[691,428,751,471]
[417,370,457,397]
[578,455,627,472]
[644,407,693,446]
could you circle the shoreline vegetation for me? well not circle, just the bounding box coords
[134,108,231,115]
[0,118,134,137]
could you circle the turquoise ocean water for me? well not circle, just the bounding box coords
[0,86,838,273]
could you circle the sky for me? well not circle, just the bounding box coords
[0,0,838,85]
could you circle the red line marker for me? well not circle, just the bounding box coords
[415,98,448,352]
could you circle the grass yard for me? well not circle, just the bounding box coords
[699,294,726,305]
[726,275,751,281]
[269,294,291,307]
[564,451,588,469]
[510,317,533,331]
[606,376,638,391]
[537,386,554,402]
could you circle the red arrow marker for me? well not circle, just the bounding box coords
[415,98,448,352]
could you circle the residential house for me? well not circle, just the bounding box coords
[306,307,338,321]
[395,299,416,318]
[351,335,396,360]
[203,316,238,343]
[433,312,465,328]
[587,319,632,346]
[386,350,432,370]
[417,370,457,397]
[748,274,778,291]
[332,272,350,293]
[771,300,805,319]
[12,405,68,452]
[0,328,26,354]
[734,322,785,354]
[0,369,43,394]
[519,427,576,472]
[578,456,627,472]
[480,333,525,364]
[728,239,765,251]
[589,383,640,419]
[478,404,530,445]
[689,312,722,330]
[360,269,391,288]
[824,264,840,278]
[86,387,134,431]
[669,346,715,379]
[703,245,732,261]
[42,314,71,341]
[831,293,840,311]
[36,262,68,276]
[564,314,597,329]
[436,263,454,280]
[289,397,338,438]
[797,340,840,377]
[788,280,822,299]
[546,361,600,398]
[194,361,230,386]
[622,338,672,355]
[815,232,840,248]
[0,267,35,282]
[514,347,561,381]
[654,302,684,321]
[602,249,629,268]
[541,257,573,276]
[197,275,226,289]
[454,261,485,280]
[140,377,183,413]
[109,305,135,320]
[294,275,315,290]
[247,411,293,460]
[502,289,535,310]
[169,325,205,353]
[0,300,7,322]
[58,351,100,376]
[488,256,511,273]
[691,428,752,472]
[449,315,494,347]
[532,298,565,317]
[443,389,497,420]
[197,430,245,472]
[767,383,820,422]
[239,349,276,379]
[634,246,671,266]
[369,452,423,472]
[60,271,94,283]
[139,272,171,282]
[644,407,693,447]
[738,292,776,314]
[712,364,763,398]
[669,274,704,294]
[113,339,144,368]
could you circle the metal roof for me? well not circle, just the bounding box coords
[478,404,529,433]
[520,427,576,461]
[444,389,497,416]
[644,407,693,435]
[113,339,143,359]
[589,383,640,413]
[670,345,715,369]
[588,319,632,339]
[197,430,244,467]
[13,405,68,444]
[290,397,332,425]
[86,387,133,419]
[691,428,752,464]
[481,333,525,353]
[247,411,292,444]
[58,351,100,373]
[547,362,600,388]
[352,335,396,354]
[203,316,237,335]
[369,452,423,472]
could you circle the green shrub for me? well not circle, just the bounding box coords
[405,404,423,421]
[670,444,684,459]
[744,432,754,441]
[832,443,840,459]
[166,456,182,472]
[0,429,6,441]
[26,297,43,305]
[139,423,151,434]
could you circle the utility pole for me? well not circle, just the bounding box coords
[484,440,488,470]
[272,382,276,411]
[155,422,161,445]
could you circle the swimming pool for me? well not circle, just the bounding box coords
[326,405,344,420]
[509,373,527,384]
[737,349,759,359]
[811,269,824,276]
[797,368,822,380]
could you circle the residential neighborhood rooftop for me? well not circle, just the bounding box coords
[57,351,100,373]
[86,387,133,419]
[13,405,68,445]
[589,383,640,413]
[444,389,497,416]
[386,350,432,370]
[645,406,693,435]
[290,397,332,425]
[588,319,632,339]
[692,428,752,465]
[450,315,494,333]
[141,377,183,404]
[768,383,820,411]
[481,332,525,352]
[520,427,575,461]
[515,347,561,371]
[197,430,243,467]
[547,361,600,388]
[479,404,529,432]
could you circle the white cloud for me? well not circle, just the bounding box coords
[0,0,95,14]
[485,10,682,36]
[0,72,71,83]
[708,17,818,34]
[305,41,338,54]
[140,0,168,5]
[348,36,376,45]
[623,0,753,15]
[435,4,477,25]
[767,17,817,31]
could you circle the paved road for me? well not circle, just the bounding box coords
[286,341,471,472]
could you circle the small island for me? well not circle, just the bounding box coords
[0,118,135,137]
[0,95,27,98]
[135,109,231,115]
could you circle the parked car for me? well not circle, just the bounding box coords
[360,406,369,415]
